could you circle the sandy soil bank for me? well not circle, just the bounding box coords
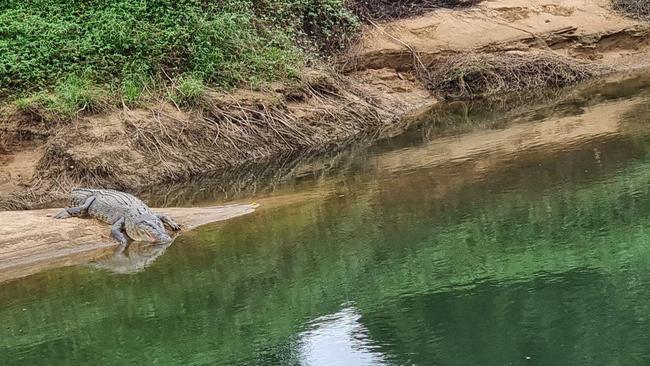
[345,0,650,112]
[0,204,257,283]
[4,0,649,210]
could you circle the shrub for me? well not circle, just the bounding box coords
[352,0,481,21]
[0,0,325,98]
[253,0,361,54]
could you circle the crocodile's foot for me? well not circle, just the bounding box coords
[54,210,71,219]
[157,214,181,231]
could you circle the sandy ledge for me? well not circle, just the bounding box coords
[0,204,258,283]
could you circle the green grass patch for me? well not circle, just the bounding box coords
[15,75,109,121]
[170,75,206,107]
[0,0,360,117]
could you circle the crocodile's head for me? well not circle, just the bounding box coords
[128,215,172,243]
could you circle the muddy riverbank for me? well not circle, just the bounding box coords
[2,67,649,284]
[1,0,650,210]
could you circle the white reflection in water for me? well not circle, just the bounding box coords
[299,306,389,366]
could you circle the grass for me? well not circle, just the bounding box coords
[15,75,109,121]
[0,0,360,117]
[170,75,206,107]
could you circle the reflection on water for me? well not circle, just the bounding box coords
[2,72,650,365]
[89,241,174,274]
[299,306,388,366]
[139,70,650,209]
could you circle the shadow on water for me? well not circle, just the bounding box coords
[3,71,650,365]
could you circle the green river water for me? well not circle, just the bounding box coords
[2,73,650,365]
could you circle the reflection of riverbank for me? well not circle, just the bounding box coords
[139,71,650,209]
[227,82,650,214]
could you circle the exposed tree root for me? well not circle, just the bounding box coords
[0,72,396,209]
[421,51,606,100]
[613,0,650,20]
[352,0,481,21]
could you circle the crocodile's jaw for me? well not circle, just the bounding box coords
[126,216,173,243]
[150,232,172,243]
[128,226,172,243]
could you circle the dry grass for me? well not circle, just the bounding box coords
[613,0,650,20]
[352,0,481,21]
[421,52,604,100]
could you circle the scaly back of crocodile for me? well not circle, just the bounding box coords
[71,188,154,225]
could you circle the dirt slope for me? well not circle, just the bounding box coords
[345,0,650,112]
[347,0,649,69]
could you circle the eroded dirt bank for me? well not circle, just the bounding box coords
[346,0,650,103]
[2,0,649,209]
[0,66,649,284]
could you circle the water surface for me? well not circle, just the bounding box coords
[2,74,650,365]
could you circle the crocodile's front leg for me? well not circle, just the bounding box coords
[54,196,96,219]
[111,217,129,249]
[156,214,181,231]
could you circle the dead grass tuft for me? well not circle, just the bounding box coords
[613,0,650,20]
[421,52,605,100]
[352,0,481,21]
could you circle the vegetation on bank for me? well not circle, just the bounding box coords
[0,0,360,118]
[0,0,625,121]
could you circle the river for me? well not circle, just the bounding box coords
[1,72,650,365]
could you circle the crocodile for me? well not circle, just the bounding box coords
[54,188,180,246]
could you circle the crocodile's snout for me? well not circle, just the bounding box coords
[130,218,173,243]
[144,226,172,243]
[152,231,172,243]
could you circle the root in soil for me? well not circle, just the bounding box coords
[0,72,396,210]
[421,52,604,100]
[613,0,650,20]
[352,0,481,21]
